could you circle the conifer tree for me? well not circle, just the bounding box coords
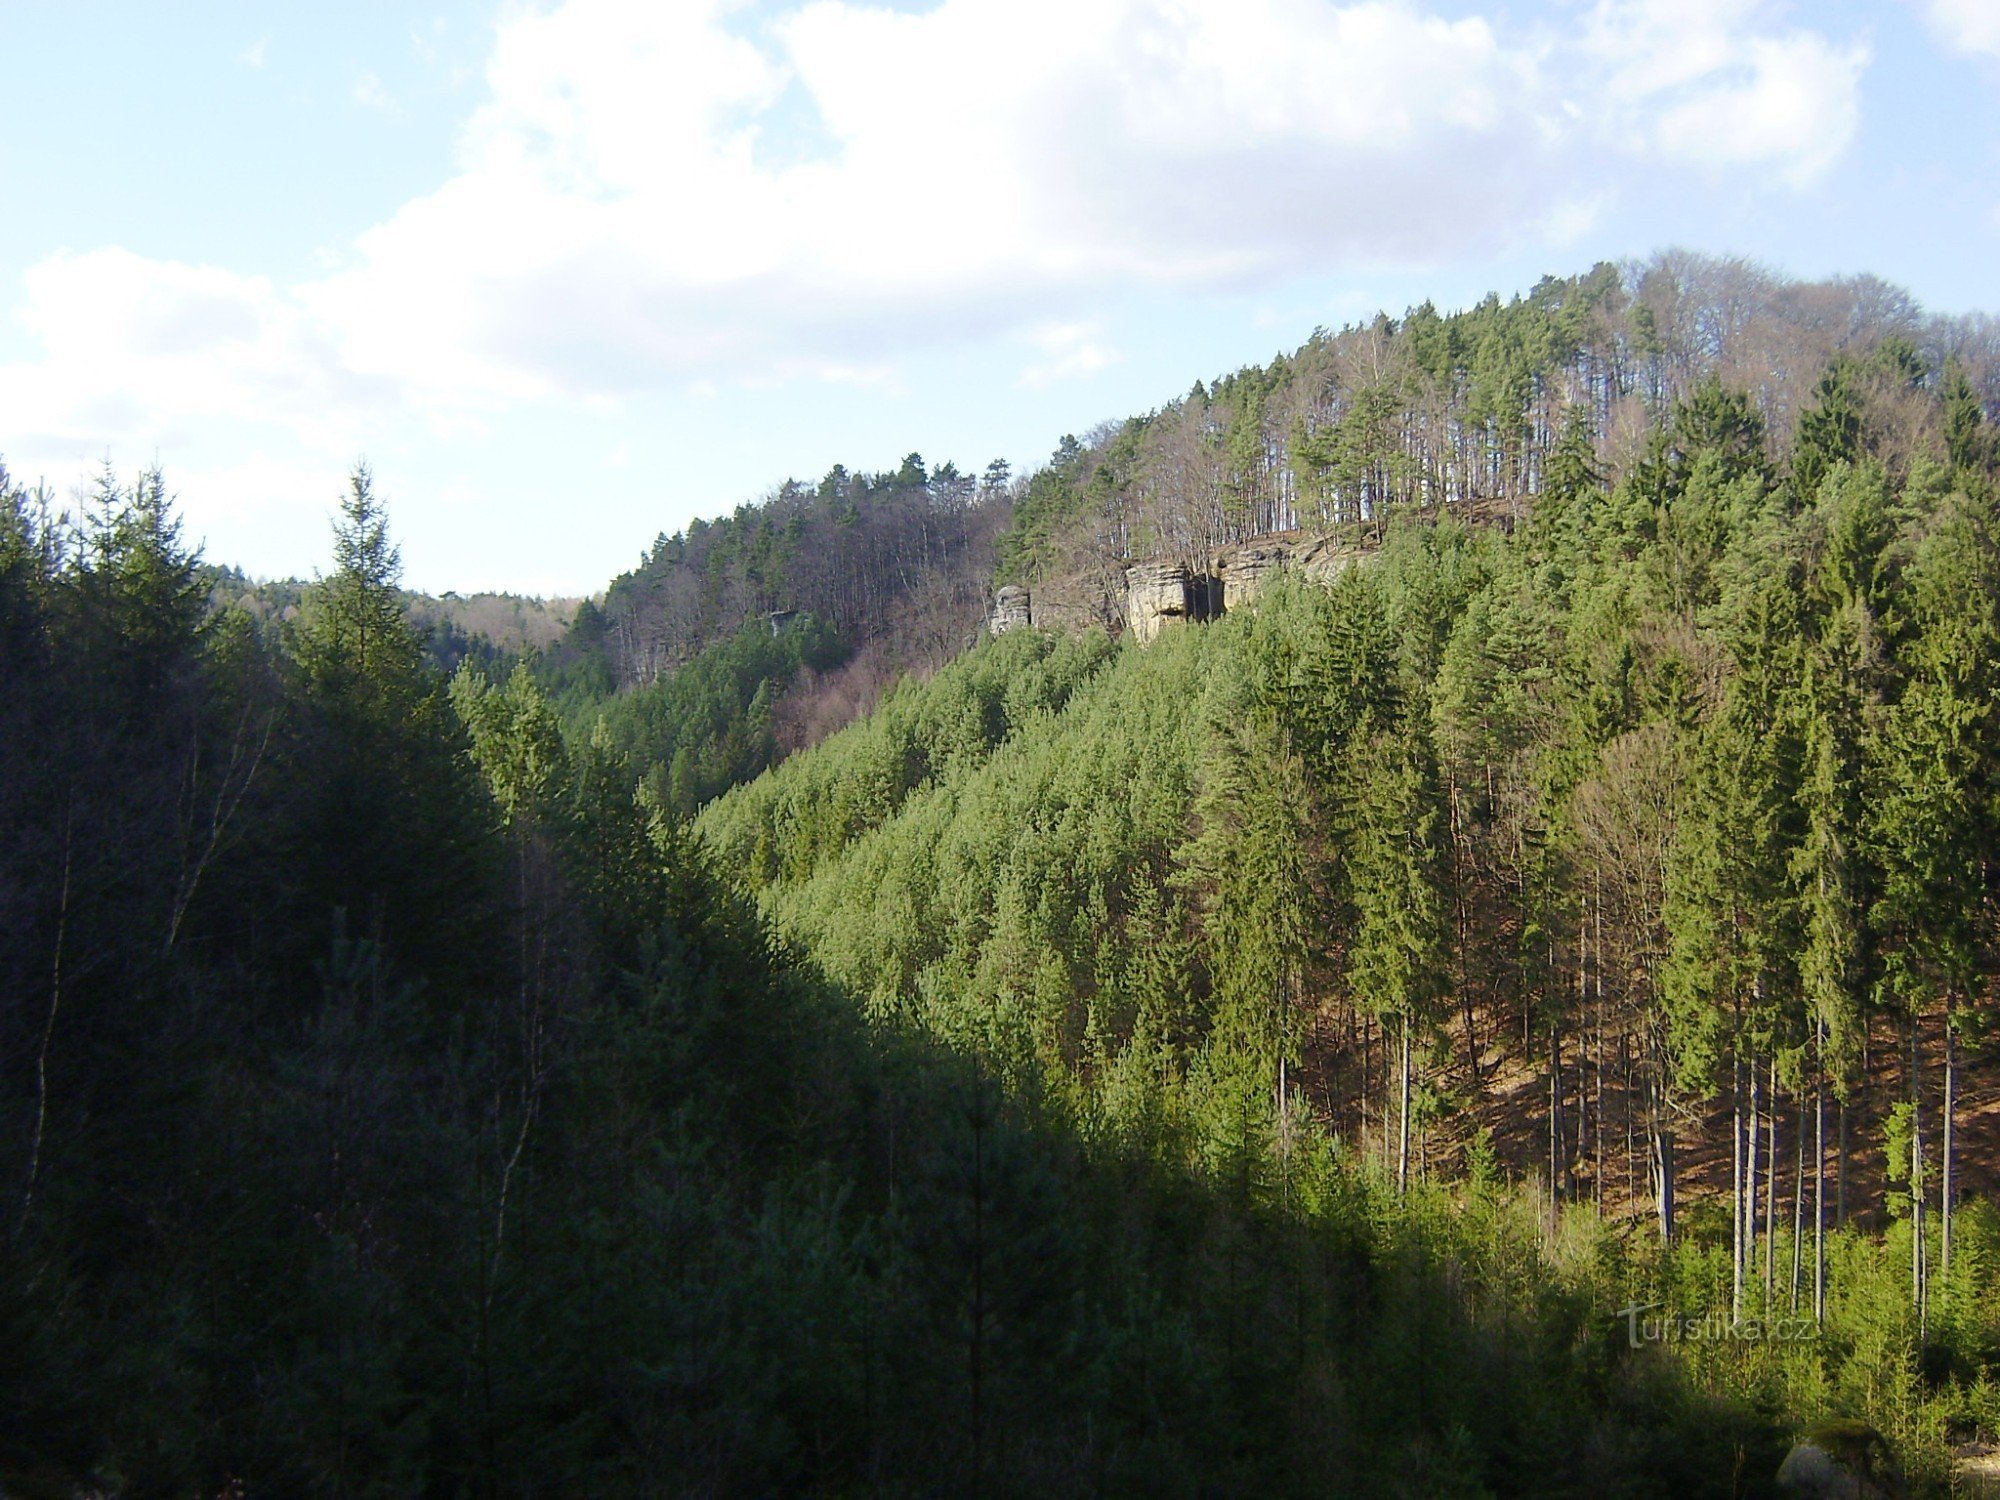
[1794,359,1865,504]
[1941,364,1989,475]
[1343,719,1449,1193]
[299,463,421,697]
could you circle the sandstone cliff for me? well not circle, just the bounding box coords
[991,529,1369,644]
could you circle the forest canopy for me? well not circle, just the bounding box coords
[4,251,2000,1496]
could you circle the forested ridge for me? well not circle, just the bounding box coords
[696,305,2000,1488]
[998,253,2000,582]
[567,253,2000,762]
[4,252,2000,1495]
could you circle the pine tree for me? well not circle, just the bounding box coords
[299,464,421,697]
[1343,719,1449,1194]
[69,463,207,707]
[1794,359,1865,504]
[1942,364,1989,475]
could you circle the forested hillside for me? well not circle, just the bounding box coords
[998,254,2000,583]
[7,251,2000,1496]
[206,561,578,683]
[565,254,2000,794]
[596,453,1012,688]
[0,463,1795,1497]
[699,345,2000,1487]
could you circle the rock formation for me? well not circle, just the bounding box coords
[1124,562,1195,645]
[1214,531,1366,605]
[987,584,1032,636]
[1213,542,1290,608]
[1028,574,1109,633]
[986,528,1375,647]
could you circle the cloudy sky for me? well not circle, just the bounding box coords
[2,0,1996,594]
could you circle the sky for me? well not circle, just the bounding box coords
[1,0,1997,597]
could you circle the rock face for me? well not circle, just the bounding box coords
[1777,1422,1906,1500]
[987,577,1116,636]
[1214,531,1366,606]
[1955,1444,2000,1498]
[1124,562,1195,645]
[988,584,1032,636]
[984,528,1375,648]
[1215,542,1291,609]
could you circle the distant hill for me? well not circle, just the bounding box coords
[205,564,581,677]
[595,454,1012,688]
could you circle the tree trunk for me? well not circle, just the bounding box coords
[1765,1056,1778,1309]
[1910,1022,1927,1340]
[1451,791,1480,1093]
[1791,1092,1805,1312]
[1398,1012,1412,1197]
[1746,1057,1761,1315]
[1837,1095,1849,1229]
[1814,1058,1826,1324]
[1658,1127,1675,1244]
[1943,1011,1956,1284]
[21,809,74,1230]
[1732,1055,1745,1324]
[1650,1033,1674,1242]
[1593,887,1606,1214]
[1625,1033,1637,1217]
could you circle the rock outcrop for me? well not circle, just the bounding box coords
[987,584,1032,636]
[1029,574,1110,633]
[987,528,1375,647]
[1124,562,1202,645]
[1214,531,1366,604]
[1777,1421,1905,1500]
[1213,542,1291,608]
[1954,1443,2000,1498]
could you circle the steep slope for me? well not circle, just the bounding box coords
[2,460,1784,1499]
[698,357,2000,1482]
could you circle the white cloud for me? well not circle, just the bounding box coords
[298,0,1578,408]
[0,249,388,460]
[1650,32,1867,186]
[1919,0,2000,56]
[1020,321,1122,388]
[3,0,1873,453]
[1580,0,1867,186]
[170,453,341,529]
[239,36,269,69]
[353,72,398,113]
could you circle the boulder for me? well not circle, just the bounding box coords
[1954,1442,2000,1498]
[988,584,1032,636]
[1777,1421,1905,1500]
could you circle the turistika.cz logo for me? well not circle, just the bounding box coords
[1615,1303,1821,1349]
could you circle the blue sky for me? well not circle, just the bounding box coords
[2,0,1997,595]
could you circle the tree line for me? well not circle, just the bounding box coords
[597,452,1013,690]
[998,253,2000,580]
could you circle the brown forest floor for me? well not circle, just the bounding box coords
[1296,996,2000,1235]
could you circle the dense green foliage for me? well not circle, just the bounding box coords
[0,461,1788,1497]
[8,254,2000,1496]
[701,355,2000,1486]
[535,613,847,820]
[992,255,1999,581]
